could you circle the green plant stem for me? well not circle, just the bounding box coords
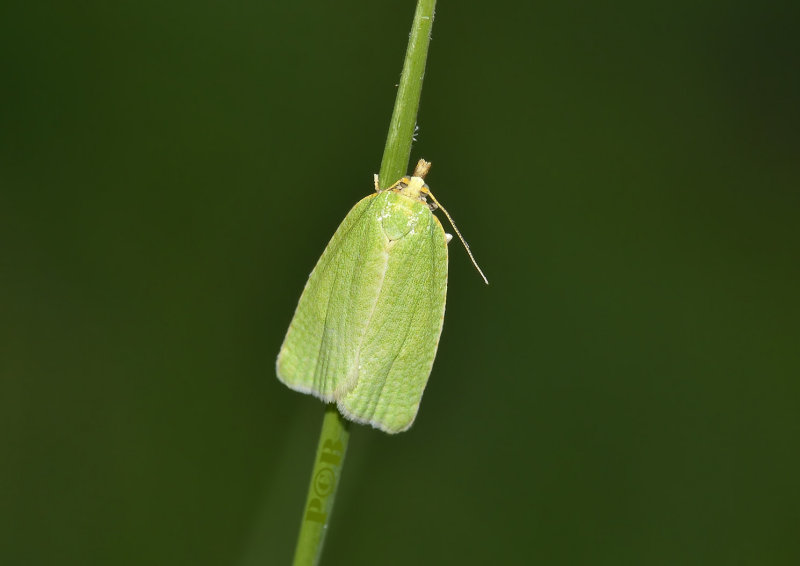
[292,405,350,566]
[291,2,436,564]
[378,0,437,188]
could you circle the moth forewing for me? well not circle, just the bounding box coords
[336,191,447,432]
[276,195,384,400]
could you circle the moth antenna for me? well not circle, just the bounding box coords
[423,187,489,285]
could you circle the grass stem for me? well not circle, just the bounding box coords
[291,2,436,563]
[291,406,350,566]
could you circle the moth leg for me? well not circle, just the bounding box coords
[384,176,411,192]
[375,174,409,193]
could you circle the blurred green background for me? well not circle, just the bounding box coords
[2,1,799,564]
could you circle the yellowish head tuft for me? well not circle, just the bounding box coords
[401,175,427,200]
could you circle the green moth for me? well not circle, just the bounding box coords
[276,159,487,433]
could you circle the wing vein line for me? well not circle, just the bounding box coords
[346,241,391,397]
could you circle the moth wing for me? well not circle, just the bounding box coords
[337,211,448,433]
[276,194,387,401]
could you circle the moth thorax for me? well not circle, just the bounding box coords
[382,197,423,241]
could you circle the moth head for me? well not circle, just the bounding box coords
[383,158,488,284]
[397,158,433,205]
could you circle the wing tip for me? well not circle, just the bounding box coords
[336,401,417,435]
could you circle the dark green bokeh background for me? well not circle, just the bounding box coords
[3,1,799,564]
